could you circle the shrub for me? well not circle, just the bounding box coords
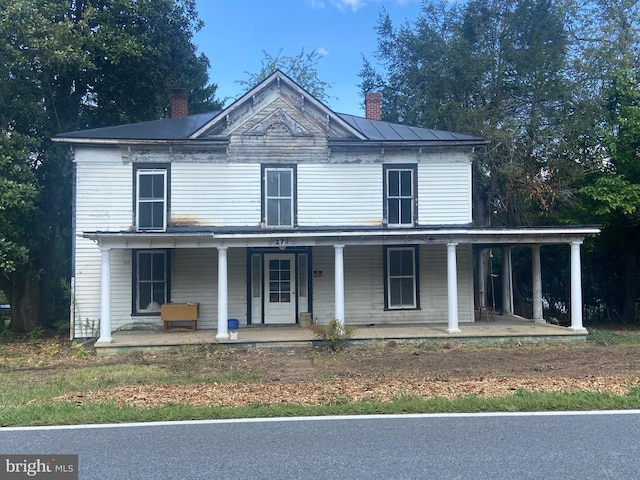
[309,319,355,352]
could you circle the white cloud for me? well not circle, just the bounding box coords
[333,0,366,12]
[307,0,326,8]
[316,47,330,56]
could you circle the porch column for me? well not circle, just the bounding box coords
[97,246,112,344]
[532,244,544,323]
[478,248,487,309]
[334,244,345,325]
[446,242,461,334]
[569,241,587,333]
[501,246,513,315]
[216,246,229,339]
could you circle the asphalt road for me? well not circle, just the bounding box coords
[1,411,639,479]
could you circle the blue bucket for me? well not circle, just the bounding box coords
[227,319,239,330]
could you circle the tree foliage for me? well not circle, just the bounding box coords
[237,48,333,102]
[0,0,221,332]
[362,0,640,323]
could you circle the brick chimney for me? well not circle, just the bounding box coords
[365,92,382,120]
[170,88,188,117]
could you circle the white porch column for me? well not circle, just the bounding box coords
[97,246,112,344]
[334,244,345,325]
[446,242,461,334]
[501,246,513,315]
[569,241,588,333]
[216,246,229,339]
[532,245,544,323]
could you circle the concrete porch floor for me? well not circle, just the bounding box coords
[94,314,587,356]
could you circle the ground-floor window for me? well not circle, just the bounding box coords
[384,245,419,309]
[132,249,170,314]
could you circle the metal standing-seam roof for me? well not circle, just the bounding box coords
[54,110,484,144]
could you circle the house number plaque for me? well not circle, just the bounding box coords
[273,238,293,246]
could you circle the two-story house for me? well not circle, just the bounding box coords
[54,71,597,344]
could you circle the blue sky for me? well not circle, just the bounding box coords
[193,0,423,116]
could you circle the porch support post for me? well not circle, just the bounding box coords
[478,248,486,309]
[532,244,544,323]
[446,242,461,334]
[501,246,513,315]
[216,246,229,339]
[97,246,112,344]
[334,244,345,325]
[569,241,587,333]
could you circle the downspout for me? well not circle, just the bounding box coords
[69,151,77,340]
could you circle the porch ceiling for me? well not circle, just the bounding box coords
[84,226,600,249]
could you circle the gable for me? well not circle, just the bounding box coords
[190,71,365,141]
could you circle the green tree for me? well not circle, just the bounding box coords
[238,48,333,102]
[0,0,221,332]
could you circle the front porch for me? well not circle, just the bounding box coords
[94,314,587,356]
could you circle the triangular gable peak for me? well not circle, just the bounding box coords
[189,70,366,141]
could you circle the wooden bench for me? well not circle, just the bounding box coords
[161,303,199,332]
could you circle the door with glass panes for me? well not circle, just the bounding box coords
[264,254,296,324]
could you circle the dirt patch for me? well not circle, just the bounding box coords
[5,338,640,407]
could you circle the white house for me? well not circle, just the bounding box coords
[54,71,598,343]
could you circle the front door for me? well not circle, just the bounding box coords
[264,254,296,324]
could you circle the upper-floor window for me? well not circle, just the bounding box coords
[263,165,296,228]
[135,165,168,231]
[384,165,417,227]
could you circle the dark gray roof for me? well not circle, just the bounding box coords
[54,110,483,144]
[337,114,482,142]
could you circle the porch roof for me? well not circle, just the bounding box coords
[84,225,600,249]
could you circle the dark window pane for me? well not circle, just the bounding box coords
[139,203,152,228]
[152,253,165,281]
[269,259,278,270]
[267,171,279,196]
[389,279,401,306]
[138,254,151,281]
[400,278,414,305]
[267,199,279,225]
[270,293,279,302]
[400,199,412,224]
[152,202,164,228]
[152,282,166,305]
[139,283,151,310]
[279,199,292,226]
[388,171,399,196]
[400,250,414,275]
[388,199,399,224]
[152,174,164,199]
[139,175,152,199]
[281,282,290,292]
[269,270,279,281]
[279,171,291,196]
[389,250,401,276]
[400,170,412,196]
[270,281,279,293]
[281,293,290,302]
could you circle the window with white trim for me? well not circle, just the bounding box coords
[136,167,167,231]
[384,165,416,226]
[263,166,295,228]
[385,246,419,309]
[133,250,169,314]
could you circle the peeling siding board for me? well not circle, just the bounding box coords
[171,164,261,227]
[298,164,382,226]
[310,245,473,325]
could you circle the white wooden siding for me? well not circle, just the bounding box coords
[171,163,261,227]
[298,164,382,226]
[419,158,472,225]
